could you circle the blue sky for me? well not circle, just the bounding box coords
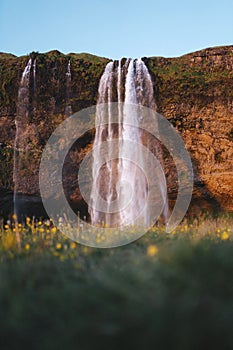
[0,0,232,59]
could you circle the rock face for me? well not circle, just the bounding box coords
[145,46,233,212]
[0,46,232,218]
[0,51,109,197]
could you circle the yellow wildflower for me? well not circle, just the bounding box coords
[70,242,76,250]
[56,243,62,250]
[221,231,229,241]
[12,214,17,221]
[2,233,16,250]
[51,227,57,234]
[147,245,158,257]
[25,244,30,251]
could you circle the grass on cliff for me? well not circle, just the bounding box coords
[0,213,232,350]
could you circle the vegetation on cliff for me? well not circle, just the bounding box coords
[0,45,232,211]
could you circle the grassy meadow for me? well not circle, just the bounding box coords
[0,213,232,349]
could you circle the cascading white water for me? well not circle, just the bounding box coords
[33,59,36,92]
[13,58,32,216]
[89,61,114,225]
[89,58,169,227]
[119,59,148,225]
[65,59,73,116]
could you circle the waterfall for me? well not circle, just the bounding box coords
[33,59,36,92]
[119,60,148,225]
[65,59,73,116]
[89,58,168,227]
[13,58,32,217]
[89,61,114,225]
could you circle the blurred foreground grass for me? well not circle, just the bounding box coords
[0,213,232,350]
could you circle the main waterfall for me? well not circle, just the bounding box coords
[89,58,168,227]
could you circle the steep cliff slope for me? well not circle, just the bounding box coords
[0,46,232,216]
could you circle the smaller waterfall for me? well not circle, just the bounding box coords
[65,60,73,116]
[32,59,37,116]
[33,59,36,92]
[13,58,32,216]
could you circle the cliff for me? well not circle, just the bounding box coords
[146,45,233,211]
[0,46,232,217]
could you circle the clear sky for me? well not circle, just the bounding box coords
[0,0,232,59]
